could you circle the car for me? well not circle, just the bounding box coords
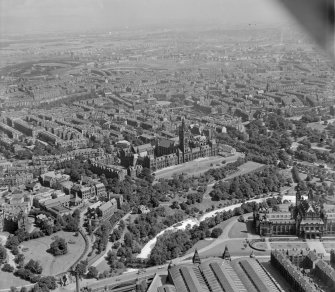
[115,278,120,282]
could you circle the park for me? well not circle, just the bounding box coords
[18,230,85,276]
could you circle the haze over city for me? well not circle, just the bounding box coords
[0,0,291,34]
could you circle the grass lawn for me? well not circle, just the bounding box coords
[253,242,268,250]
[20,230,86,276]
[193,198,220,212]
[95,258,110,273]
[270,241,308,250]
[0,270,31,290]
[199,239,269,258]
[323,241,335,252]
[154,156,231,180]
[184,239,215,256]
[224,161,264,181]
[228,222,248,239]
[307,122,326,131]
[213,217,238,234]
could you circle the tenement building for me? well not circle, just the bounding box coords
[271,250,318,292]
[254,191,335,238]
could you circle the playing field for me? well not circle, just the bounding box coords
[20,230,86,276]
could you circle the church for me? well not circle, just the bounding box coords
[254,190,335,239]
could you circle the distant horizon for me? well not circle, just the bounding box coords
[0,0,294,36]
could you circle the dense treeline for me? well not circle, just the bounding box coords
[217,114,293,167]
[127,207,184,245]
[205,158,245,181]
[210,166,288,201]
[92,210,125,254]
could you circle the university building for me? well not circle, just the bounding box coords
[141,119,218,171]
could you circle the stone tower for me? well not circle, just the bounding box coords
[222,246,231,261]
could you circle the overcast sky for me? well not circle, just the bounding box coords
[0,0,291,34]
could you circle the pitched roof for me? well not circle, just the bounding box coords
[157,138,176,148]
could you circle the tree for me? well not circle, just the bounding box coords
[38,276,57,290]
[74,260,88,279]
[0,244,7,264]
[15,253,25,267]
[170,201,180,209]
[25,259,43,274]
[139,168,154,183]
[6,236,19,250]
[11,245,19,255]
[106,250,118,268]
[233,207,243,216]
[15,228,29,242]
[272,205,280,211]
[2,263,14,272]
[87,266,98,279]
[124,233,133,248]
[211,227,223,238]
[49,238,68,256]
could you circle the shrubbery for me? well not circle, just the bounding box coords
[49,238,68,256]
[2,263,14,272]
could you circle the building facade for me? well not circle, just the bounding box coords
[254,191,335,238]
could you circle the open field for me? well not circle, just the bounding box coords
[199,239,268,258]
[20,231,86,276]
[253,241,308,251]
[306,122,327,131]
[184,239,215,256]
[228,221,248,239]
[154,153,243,180]
[0,271,31,290]
[323,241,335,252]
[213,217,239,235]
[223,161,265,181]
[95,258,110,273]
[270,241,308,250]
